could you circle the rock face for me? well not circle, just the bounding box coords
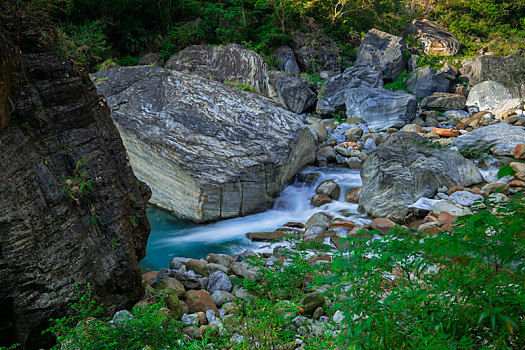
[345,88,417,131]
[165,44,269,95]
[273,46,300,74]
[0,22,20,132]
[268,71,316,114]
[355,29,407,81]
[453,123,525,156]
[406,66,450,98]
[0,17,150,349]
[92,66,316,222]
[466,81,513,111]
[291,25,342,78]
[459,55,525,99]
[317,65,383,116]
[421,92,466,111]
[403,19,463,56]
[359,132,483,221]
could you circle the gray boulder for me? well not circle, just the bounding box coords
[459,55,525,99]
[166,44,269,95]
[305,213,330,231]
[406,67,450,98]
[453,123,525,156]
[207,271,233,294]
[421,92,466,111]
[291,26,342,78]
[316,179,341,200]
[402,19,463,56]
[359,132,483,221]
[273,45,300,74]
[211,290,235,308]
[466,81,513,111]
[449,191,483,207]
[345,87,417,131]
[355,29,407,81]
[268,71,317,114]
[317,65,383,116]
[92,66,316,222]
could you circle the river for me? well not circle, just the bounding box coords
[140,166,362,272]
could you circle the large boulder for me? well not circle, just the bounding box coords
[453,123,525,157]
[466,81,513,111]
[273,45,300,74]
[165,44,269,95]
[359,132,483,221]
[291,25,342,78]
[406,66,450,98]
[0,22,20,132]
[316,65,383,116]
[459,55,525,99]
[355,29,407,81]
[92,66,316,222]
[402,19,463,56]
[268,71,317,114]
[0,17,150,349]
[345,88,417,131]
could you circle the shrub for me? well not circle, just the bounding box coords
[326,194,525,348]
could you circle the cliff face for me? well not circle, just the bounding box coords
[0,17,151,349]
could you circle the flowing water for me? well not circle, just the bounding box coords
[140,166,362,272]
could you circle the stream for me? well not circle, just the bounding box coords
[140,166,362,272]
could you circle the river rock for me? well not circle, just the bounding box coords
[170,271,201,290]
[0,17,151,348]
[316,65,383,115]
[355,29,407,81]
[273,45,300,74]
[207,271,233,294]
[345,187,362,203]
[432,201,471,216]
[317,146,337,162]
[268,71,317,114]
[211,291,235,308]
[316,179,341,200]
[459,55,525,99]
[359,132,483,221]
[299,292,326,316]
[370,218,396,234]
[205,254,234,268]
[408,197,439,216]
[305,213,330,231]
[402,19,463,56]
[155,277,186,297]
[291,25,342,78]
[345,87,417,131]
[466,81,513,111]
[184,290,219,317]
[449,191,483,207]
[166,44,269,95]
[92,66,315,222]
[311,194,332,207]
[421,92,466,111]
[228,262,258,280]
[186,259,208,277]
[406,66,450,98]
[453,123,525,156]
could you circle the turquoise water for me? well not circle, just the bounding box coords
[140,166,362,272]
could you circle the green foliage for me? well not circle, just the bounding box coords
[44,284,186,350]
[224,80,258,93]
[498,164,516,179]
[58,157,93,203]
[384,70,412,93]
[326,194,525,349]
[116,55,139,66]
[58,20,109,67]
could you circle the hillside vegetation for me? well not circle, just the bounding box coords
[2,0,524,69]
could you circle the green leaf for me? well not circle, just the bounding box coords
[497,164,516,179]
